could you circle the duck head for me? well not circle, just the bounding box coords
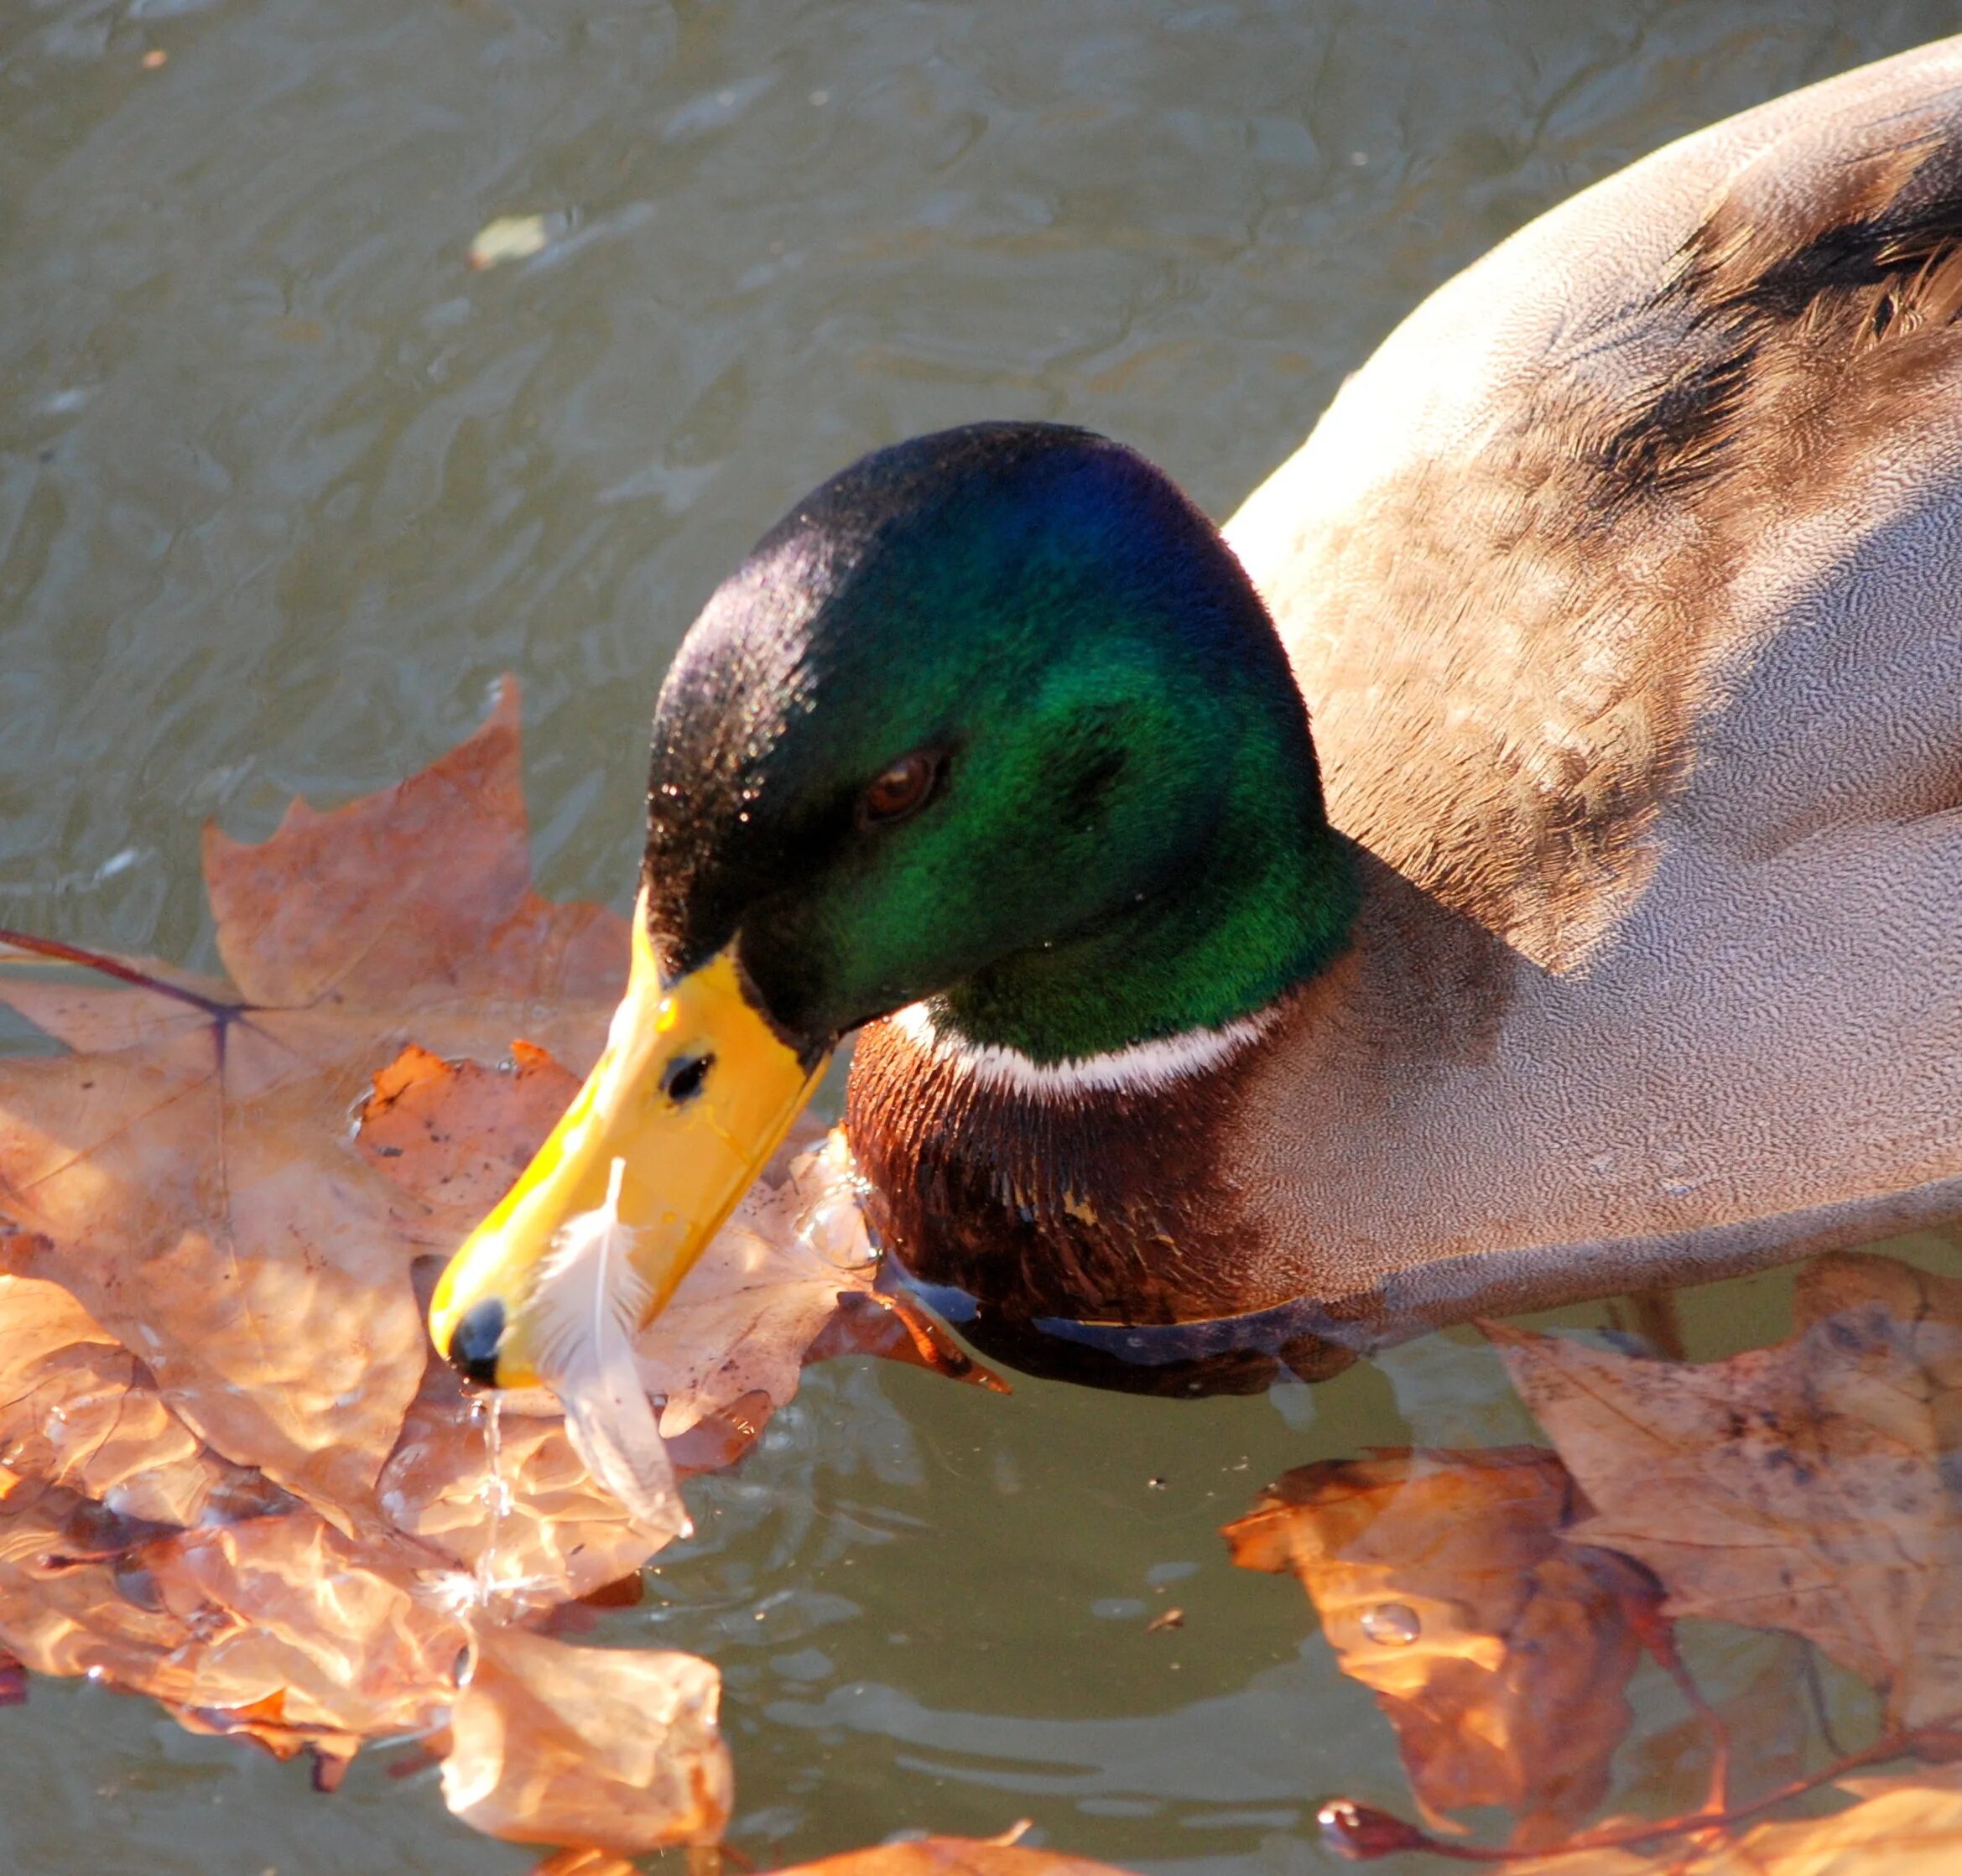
[428,421,1356,1385]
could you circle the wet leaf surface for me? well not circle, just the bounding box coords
[1248,1254,1962,1870]
[1505,1765,1962,1874]
[1225,1447,1654,1847]
[0,681,624,1515]
[641,1127,1004,1437]
[440,1625,731,1852]
[1491,1254,1962,1732]
[13,685,1962,1876]
[0,689,983,1853]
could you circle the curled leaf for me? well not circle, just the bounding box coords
[441,1625,731,1851]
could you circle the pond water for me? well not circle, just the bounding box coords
[4,3,1962,1873]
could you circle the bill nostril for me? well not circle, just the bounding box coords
[448,1296,506,1385]
[662,1051,714,1104]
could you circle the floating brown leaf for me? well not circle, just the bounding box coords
[1491,1253,1962,1730]
[0,1470,206,1700]
[1225,1447,1654,1847]
[440,1625,731,1851]
[0,681,625,1515]
[143,1512,466,1740]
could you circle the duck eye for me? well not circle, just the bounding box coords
[858,751,939,828]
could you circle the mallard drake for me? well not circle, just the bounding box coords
[430,38,1962,1390]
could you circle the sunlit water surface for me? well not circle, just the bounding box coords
[3,3,1960,1872]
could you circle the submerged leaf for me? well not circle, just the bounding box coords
[377,1381,673,1609]
[0,1473,205,1698]
[1617,1635,1814,1821]
[642,1128,902,1438]
[1225,1447,1652,1846]
[1491,1253,1962,1729]
[0,1274,248,1525]
[1507,1765,1962,1873]
[143,1514,466,1740]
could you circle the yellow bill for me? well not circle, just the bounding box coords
[428,890,829,1389]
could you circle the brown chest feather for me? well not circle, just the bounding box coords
[844,1018,1264,1324]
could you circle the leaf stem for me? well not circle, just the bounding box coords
[1320,1727,1928,1863]
[0,926,240,1021]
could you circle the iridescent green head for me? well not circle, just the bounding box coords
[431,422,1362,1384]
[644,422,1356,1063]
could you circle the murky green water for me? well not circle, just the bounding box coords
[5,3,1962,1872]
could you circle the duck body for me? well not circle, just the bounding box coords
[847,38,1962,1349]
[432,39,1962,1395]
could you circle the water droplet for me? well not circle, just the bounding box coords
[1361,1601,1421,1645]
[473,1395,511,1606]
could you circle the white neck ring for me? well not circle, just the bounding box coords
[881,1000,1278,1100]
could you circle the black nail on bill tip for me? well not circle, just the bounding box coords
[449,1296,506,1386]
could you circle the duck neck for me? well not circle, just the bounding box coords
[933,726,1360,1068]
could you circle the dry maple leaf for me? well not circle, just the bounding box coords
[1225,1447,1656,1847]
[1490,1251,1962,1732]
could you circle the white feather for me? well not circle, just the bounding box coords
[528,1156,691,1541]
